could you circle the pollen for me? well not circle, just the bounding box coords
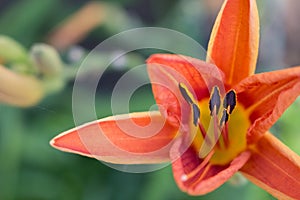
[223,90,236,114]
[200,98,249,165]
[179,83,193,104]
[197,89,250,165]
[192,103,200,126]
[209,86,221,115]
[179,83,250,166]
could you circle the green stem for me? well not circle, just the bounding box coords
[62,52,145,82]
[0,105,24,200]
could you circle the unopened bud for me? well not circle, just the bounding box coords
[0,35,28,64]
[30,44,63,77]
[0,65,44,107]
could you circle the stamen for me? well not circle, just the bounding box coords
[178,83,202,127]
[220,109,229,126]
[198,122,213,149]
[218,121,229,148]
[181,149,215,182]
[192,103,200,126]
[222,123,229,147]
[209,86,221,116]
[190,163,212,188]
[179,83,193,104]
[223,90,236,114]
[208,87,221,148]
[213,112,220,146]
[198,123,207,139]
[219,110,229,148]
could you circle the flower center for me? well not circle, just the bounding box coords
[179,84,250,165]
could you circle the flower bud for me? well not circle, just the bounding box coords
[0,35,28,64]
[30,44,63,77]
[0,65,43,107]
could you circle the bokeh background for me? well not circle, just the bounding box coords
[0,0,300,199]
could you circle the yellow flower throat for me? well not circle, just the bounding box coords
[179,84,250,165]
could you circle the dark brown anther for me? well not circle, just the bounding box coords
[220,109,229,126]
[179,83,193,104]
[209,86,221,115]
[192,103,200,126]
[223,90,236,114]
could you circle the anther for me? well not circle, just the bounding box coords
[209,86,221,115]
[179,83,193,104]
[223,90,236,114]
[220,109,229,126]
[192,103,200,126]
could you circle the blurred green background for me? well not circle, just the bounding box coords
[0,0,299,199]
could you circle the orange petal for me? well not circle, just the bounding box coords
[240,132,300,200]
[50,111,178,164]
[207,0,259,86]
[170,138,251,195]
[147,54,224,126]
[234,66,300,143]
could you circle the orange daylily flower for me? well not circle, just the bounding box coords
[50,0,300,199]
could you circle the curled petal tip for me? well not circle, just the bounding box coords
[49,127,92,157]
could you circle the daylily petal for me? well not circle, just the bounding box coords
[207,0,259,85]
[50,111,178,164]
[170,138,251,195]
[234,66,300,143]
[240,132,300,200]
[147,54,223,126]
[0,65,43,107]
